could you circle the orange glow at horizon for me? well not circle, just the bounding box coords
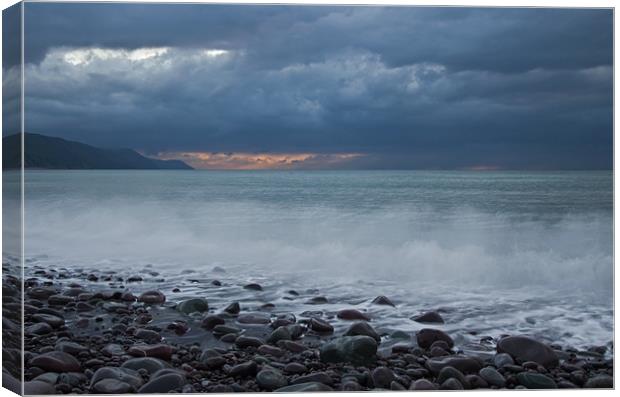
[155,151,364,170]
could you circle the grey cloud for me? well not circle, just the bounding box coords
[11,3,614,169]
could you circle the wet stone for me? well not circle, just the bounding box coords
[309,317,334,333]
[284,362,307,374]
[237,312,271,324]
[437,366,468,388]
[76,302,95,312]
[23,380,58,395]
[235,336,264,349]
[167,320,189,335]
[176,298,209,314]
[201,315,225,330]
[135,328,161,343]
[337,309,371,321]
[55,341,87,356]
[584,375,613,388]
[416,328,454,349]
[121,357,170,374]
[292,372,334,386]
[411,311,444,324]
[371,366,395,389]
[28,287,57,300]
[256,368,288,390]
[341,381,363,391]
[29,351,81,373]
[224,302,240,315]
[31,314,65,328]
[90,367,143,391]
[493,352,515,368]
[138,372,186,393]
[516,372,557,389]
[344,321,380,342]
[257,345,285,357]
[229,361,258,378]
[60,372,87,387]
[138,290,166,304]
[220,333,238,343]
[497,336,559,368]
[307,296,330,306]
[320,336,377,366]
[440,378,464,390]
[426,356,483,375]
[204,356,226,369]
[272,313,296,328]
[466,374,488,389]
[26,322,53,335]
[33,372,59,385]
[275,382,333,392]
[243,283,263,291]
[128,344,173,360]
[410,379,437,390]
[277,340,307,353]
[286,324,304,339]
[431,346,450,357]
[267,326,292,344]
[84,359,105,368]
[213,324,242,336]
[558,380,578,388]
[48,295,75,306]
[479,366,506,387]
[371,295,395,307]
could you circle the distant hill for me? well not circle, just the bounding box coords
[2,133,193,170]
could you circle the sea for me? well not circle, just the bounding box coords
[3,170,614,353]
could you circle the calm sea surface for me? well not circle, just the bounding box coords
[5,170,614,351]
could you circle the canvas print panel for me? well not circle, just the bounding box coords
[1,2,614,394]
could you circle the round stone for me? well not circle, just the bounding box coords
[201,315,225,330]
[91,379,136,394]
[497,336,558,368]
[416,328,454,349]
[410,379,437,390]
[479,366,506,387]
[267,326,292,344]
[138,290,166,304]
[29,352,81,373]
[371,367,395,389]
[371,295,395,307]
[237,312,271,324]
[337,309,370,321]
[516,372,557,389]
[224,302,240,314]
[344,321,380,342]
[256,369,288,391]
[121,357,170,374]
[411,311,444,324]
[309,317,334,333]
[138,373,186,393]
[176,298,209,314]
[584,375,613,388]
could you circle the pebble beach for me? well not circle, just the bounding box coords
[2,260,614,394]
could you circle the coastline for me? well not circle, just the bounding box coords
[3,261,613,393]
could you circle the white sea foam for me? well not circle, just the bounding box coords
[22,197,612,294]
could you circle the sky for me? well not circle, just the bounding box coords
[2,3,613,169]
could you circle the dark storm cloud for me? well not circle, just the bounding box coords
[2,3,21,135]
[22,4,612,72]
[16,3,613,169]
